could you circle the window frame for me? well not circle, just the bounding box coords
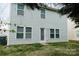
[56,29,60,38]
[50,29,54,38]
[25,27,32,39]
[17,4,24,15]
[41,8,45,19]
[16,26,24,39]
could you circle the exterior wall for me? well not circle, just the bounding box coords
[68,20,79,40]
[45,11,68,43]
[7,3,68,45]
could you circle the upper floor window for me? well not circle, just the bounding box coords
[41,8,45,19]
[17,4,24,15]
[56,29,60,38]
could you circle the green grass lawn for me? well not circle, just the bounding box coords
[0,40,79,56]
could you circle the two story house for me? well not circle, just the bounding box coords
[0,3,68,45]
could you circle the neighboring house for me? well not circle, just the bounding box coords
[68,20,79,40]
[0,3,68,45]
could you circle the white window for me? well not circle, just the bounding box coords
[25,27,32,39]
[41,8,45,19]
[56,29,60,38]
[17,26,24,39]
[50,29,54,38]
[17,4,24,15]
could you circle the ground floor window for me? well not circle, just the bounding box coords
[17,26,24,39]
[16,26,32,39]
[50,29,60,39]
[25,27,32,39]
[50,29,54,38]
[56,29,60,38]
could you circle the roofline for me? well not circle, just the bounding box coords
[45,6,59,13]
[39,4,59,13]
[15,3,60,13]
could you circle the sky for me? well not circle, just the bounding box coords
[0,4,8,16]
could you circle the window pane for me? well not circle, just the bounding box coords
[17,10,24,15]
[41,8,45,19]
[26,27,32,39]
[50,34,54,38]
[41,8,45,14]
[17,26,23,32]
[56,34,59,38]
[50,29,54,34]
[41,14,45,19]
[17,4,24,15]
[17,4,24,10]
[26,33,31,38]
[17,33,23,38]
[56,29,59,34]
[26,27,32,32]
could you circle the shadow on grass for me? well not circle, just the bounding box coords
[0,43,44,56]
[0,40,79,56]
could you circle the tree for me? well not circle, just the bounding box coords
[23,3,44,10]
[59,3,79,28]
